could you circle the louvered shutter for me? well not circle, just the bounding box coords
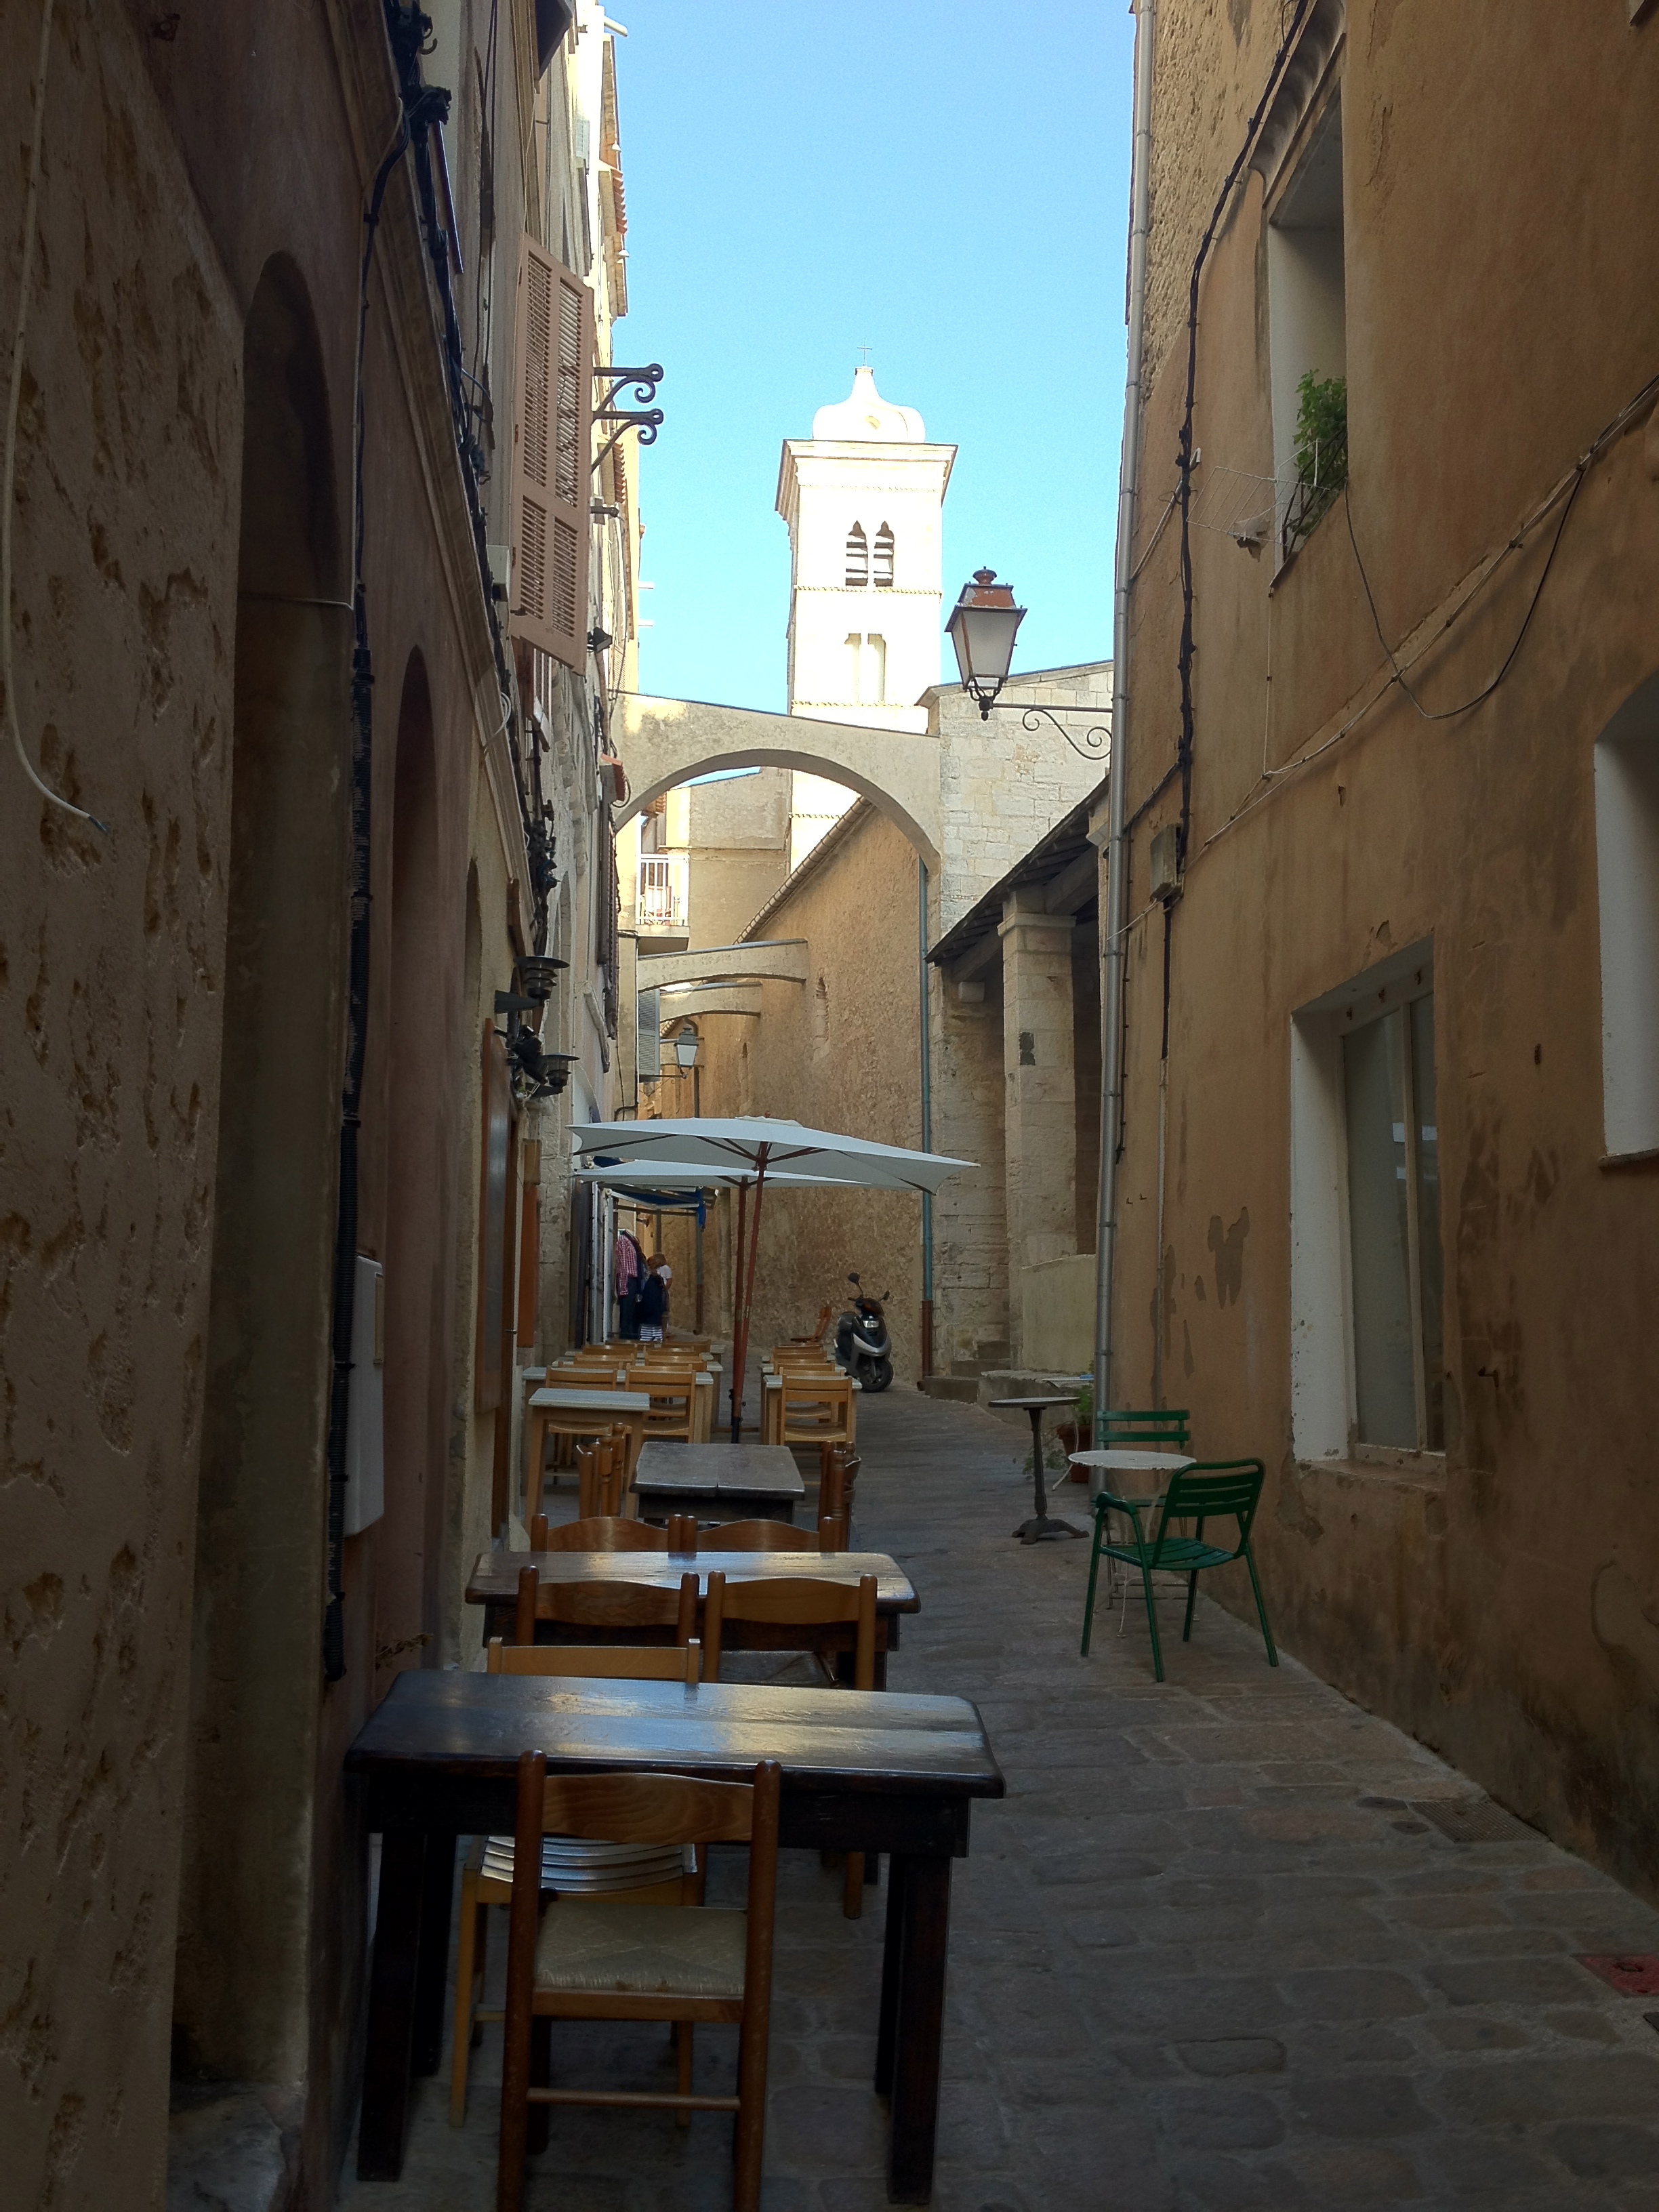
[510,236,594,670]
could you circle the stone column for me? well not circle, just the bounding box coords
[1000,889,1076,1368]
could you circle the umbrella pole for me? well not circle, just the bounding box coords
[730,1179,748,1436]
[731,1154,769,1443]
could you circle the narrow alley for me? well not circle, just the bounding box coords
[342,1391,1659,2212]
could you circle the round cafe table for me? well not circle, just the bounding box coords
[988,1395,1086,1543]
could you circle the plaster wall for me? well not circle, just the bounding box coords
[0,3,611,2205]
[647,806,926,1379]
[1115,0,1659,1898]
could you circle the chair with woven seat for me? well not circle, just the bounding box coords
[511,1564,699,1648]
[705,1571,876,1917]
[449,1638,704,2127]
[1080,1458,1277,1677]
[708,1520,820,1553]
[498,1755,781,2212]
[529,1511,697,1553]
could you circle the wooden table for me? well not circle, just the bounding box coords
[525,1389,651,1514]
[632,1440,804,1525]
[348,1668,1004,2202]
[465,1547,918,1680]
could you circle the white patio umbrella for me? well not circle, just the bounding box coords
[570,1118,973,1438]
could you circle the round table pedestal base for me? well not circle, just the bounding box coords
[1012,1513,1086,1545]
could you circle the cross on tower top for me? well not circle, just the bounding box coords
[857,342,872,367]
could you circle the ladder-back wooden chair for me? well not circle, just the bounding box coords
[703,1572,876,1919]
[817,1443,861,1551]
[449,1637,703,2126]
[511,1564,698,1650]
[497,1755,781,2212]
[529,1512,697,1553]
[705,1520,819,1553]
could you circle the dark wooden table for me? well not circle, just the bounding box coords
[347,1668,1004,2203]
[465,1548,918,1681]
[632,1439,805,1524]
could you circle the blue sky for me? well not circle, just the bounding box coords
[610,2,1134,714]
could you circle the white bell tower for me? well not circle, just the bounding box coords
[776,367,956,863]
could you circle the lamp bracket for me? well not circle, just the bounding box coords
[980,697,1111,762]
[592,369,665,478]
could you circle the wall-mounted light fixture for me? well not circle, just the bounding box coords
[515,953,568,1002]
[672,1027,701,1073]
[946,568,1109,761]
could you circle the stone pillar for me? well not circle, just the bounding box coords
[1000,889,1076,1367]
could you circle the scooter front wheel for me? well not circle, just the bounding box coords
[864,1357,894,1393]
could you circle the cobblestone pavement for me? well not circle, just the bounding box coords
[342,1387,1659,2210]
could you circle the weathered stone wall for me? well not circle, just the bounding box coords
[1118,0,1659,1898]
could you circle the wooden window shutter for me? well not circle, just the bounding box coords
[510,235,594,670]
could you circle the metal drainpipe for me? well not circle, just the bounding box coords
[1092,0,1156,1438]
[918,856,935,1381]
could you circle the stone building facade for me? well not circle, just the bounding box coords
[0,3,641,2204]
[1108,0,1659,1898]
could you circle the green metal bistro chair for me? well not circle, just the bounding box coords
[1096,1407,1191,1453]
[1080,1458,1277,1677]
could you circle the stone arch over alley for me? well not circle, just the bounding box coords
[614,691,944,870]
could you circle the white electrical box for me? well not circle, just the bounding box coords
[343,1253,385,1535]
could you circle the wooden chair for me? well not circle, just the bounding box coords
[708,1520,820,1553]
[638,1376,696,1443]
[498,1754,781,2212]
[704,1572,876,1919]
[450,1639,705,2127]
[529,1513,697,1553]
[574,1430,630,1519]
[817,1444,861,1551]
[777,1373,855,1452]
[512,1564,698,1648]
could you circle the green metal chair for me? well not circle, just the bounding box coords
[1094,1407,1191,1452]
[1080,1458,1277,1677]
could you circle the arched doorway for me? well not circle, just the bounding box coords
[171,255,350,2087]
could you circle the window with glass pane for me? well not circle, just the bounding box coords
[1342,990,1443,1450]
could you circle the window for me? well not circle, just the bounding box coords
[1290,943,1443,1462]
[1341,991,1443,1450]
[873,523,894,588]
[1594,669,1659,1158]
[844,522,868,588]
[843,632,886,705]
[1267,91,1346,559]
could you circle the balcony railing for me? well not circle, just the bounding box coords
[636,852,688,933]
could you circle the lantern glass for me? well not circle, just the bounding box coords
[674,1029,701,1071]
[945,569,1026,704]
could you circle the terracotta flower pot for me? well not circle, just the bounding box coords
[1055,1421,1089,1477]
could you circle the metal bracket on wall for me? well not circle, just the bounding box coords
[982,699,1111,763]
[592,363,664,474]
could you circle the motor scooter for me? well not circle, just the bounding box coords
[834,1273,893,1392]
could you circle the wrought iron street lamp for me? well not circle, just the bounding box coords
[945,570,1026,714]
[945,568,1109,761]
[672,1028,701,1073]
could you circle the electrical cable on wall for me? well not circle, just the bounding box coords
[2,0,110,835]
[1194,365,1659,863]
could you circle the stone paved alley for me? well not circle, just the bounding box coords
[344,1391,1659,2211]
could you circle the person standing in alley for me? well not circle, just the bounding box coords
[637,1255,668,1344]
